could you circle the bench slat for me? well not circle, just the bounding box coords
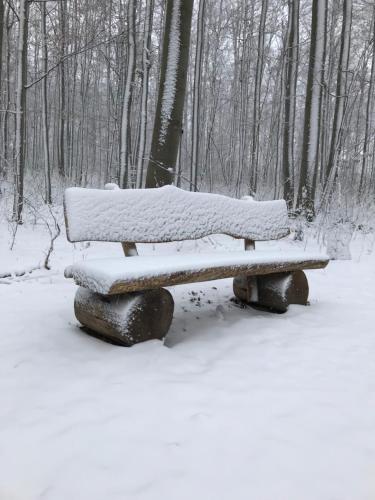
[64,185,289,243]
[65,251,329,295]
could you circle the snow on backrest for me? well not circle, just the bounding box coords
[64,185,290,243]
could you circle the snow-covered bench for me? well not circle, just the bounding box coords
[64,185,329,346]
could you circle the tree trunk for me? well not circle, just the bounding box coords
[136,0,154,189]
[0,0,4,177]
[190,0,205,191]
[41,2,51,204]
[119,0,136,188]
[250,0,268,195]
[57,0,66,178]
[0,0,3,101]
[297,0,327,216]
[13,0,29,222]
[358,6,374,195]
[282,0,299,208]
[325,0,353,186]
[145,0,194,188]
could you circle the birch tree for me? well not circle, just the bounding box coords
[145,0,194,188]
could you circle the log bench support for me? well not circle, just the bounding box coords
[74,287,174,346]
[233,270,309,313]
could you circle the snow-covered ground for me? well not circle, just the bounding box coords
[1,222,375,500]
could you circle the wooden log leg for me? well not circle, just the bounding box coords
[233,270,309,313]
[74,287,174,346]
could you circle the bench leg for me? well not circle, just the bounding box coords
[233,270,309,313]
[74,287,174,346]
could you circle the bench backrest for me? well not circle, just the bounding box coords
[64,185,289,243]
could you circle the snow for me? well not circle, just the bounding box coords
[159,0,181,144]
[64,185,290,243]
[65,250,328,295]
[1,224,375,500]
[75,286,136,337]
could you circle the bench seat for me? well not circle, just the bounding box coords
[65,250,329,295]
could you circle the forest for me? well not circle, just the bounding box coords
[0,0,374,245]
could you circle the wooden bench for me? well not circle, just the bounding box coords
[63,184,329,346]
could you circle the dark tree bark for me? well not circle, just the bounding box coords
[13,0,29,222]
[0,0,4,177]
[145,0,194,188]
[136,0,154,188]
[41,2,51,204]
[250,0,268,194]
[359,7,375,196]
[325,0,353,186]
[190,0,206,191]
[0,0,3,93]
[282,0,299,208]
[119,0,136,188]
[57,0,66,178]
[297,0,327,216]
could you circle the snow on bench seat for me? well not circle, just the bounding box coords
[65,251,329,295]
[64,185,290,243]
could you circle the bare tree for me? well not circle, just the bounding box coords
[119,0,136,188]
[359,6,375,196]
[0,0,4,177]
[297,0,327,216]
[250,0,268,194]
[57,0,66,178]
[145,0,194,188]
[325,0,353,186]
[0,0,3,98]
[190,0,205,191]
[13,0,29,222]
[41,2,51,204]
[282,0,299,208]
[136,0,154,189]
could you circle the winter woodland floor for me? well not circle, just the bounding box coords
[1,224,375,500]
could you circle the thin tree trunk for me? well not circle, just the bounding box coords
[250,0,268,194]
[119,0,136,188]
[297,0,326,216]
[41,2,51,204]
[325,0,353,185]
[145,0,194,188]
[0,0,3,102]
[13,0,29,222]
[359,6,375,195]
[282,0,299,208]
[190,0,205,191]
[58,0,66,178]
[0,0,4,177]
[136,0,154,189]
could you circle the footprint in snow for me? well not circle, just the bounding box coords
[215,304,225,320]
